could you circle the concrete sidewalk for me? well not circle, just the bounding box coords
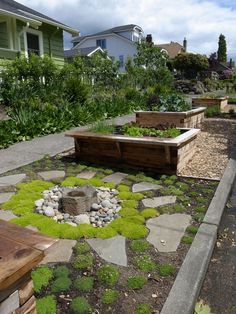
[0,114,134,175]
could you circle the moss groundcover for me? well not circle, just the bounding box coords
[1,154,218,313]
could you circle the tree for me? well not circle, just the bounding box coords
[173,53,209,79]
[217,34,227,62]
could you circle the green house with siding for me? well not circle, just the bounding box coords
[0,0,79,69]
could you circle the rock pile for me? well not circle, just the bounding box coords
[35,185,121,228]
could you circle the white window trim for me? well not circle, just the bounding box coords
[23,27,44,58]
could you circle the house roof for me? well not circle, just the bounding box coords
[0,0,79,35]
[64,46,104,58]
[72,24,143,43]
[155,42,184,59]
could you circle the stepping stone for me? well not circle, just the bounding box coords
[38,170,65,181]
[146,214,191,252]
[0,174,26,187]
[142,195,176,208]
[40,239,76,264]
[0,192,15,204]
[132,182,162,193]
[86,235,127,266]
[0,210,17,221]
[77,170,96,180]
[103,172,128,185]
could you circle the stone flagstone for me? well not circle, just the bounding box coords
[146,214,191,252]
[86,236,127,266]
[0,192,15,204]
[0,210,17,221]
[103,172,128,185]
[77,170,96,180]
[40,239,76,264]
[0,174,26,187]
[132,182,162,193]
[142,195,176,208]
[38,170,65,181]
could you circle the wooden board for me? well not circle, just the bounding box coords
[0,220,57,251]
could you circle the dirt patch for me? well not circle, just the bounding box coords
[179,118,236,179]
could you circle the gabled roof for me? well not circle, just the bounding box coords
[72,24,143,43]
[64,46,104,58]
[0,0,79,35]
[155,42,184,59]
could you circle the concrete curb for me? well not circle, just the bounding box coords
[161,152,236,314]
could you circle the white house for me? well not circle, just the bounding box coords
[71,24,144,72]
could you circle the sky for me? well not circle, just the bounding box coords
[19,0,236,60]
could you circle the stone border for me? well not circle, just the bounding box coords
[161,152,236,314]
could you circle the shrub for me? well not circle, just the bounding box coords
[36,295,56,314]
[97,265,119,286]
[130,240,151,253]
[127,276,147,289]
[135,303,151,314]
[70,297,92,314]
[74,277,94,292]
[158,264,176,276]
[73,254,94,270]
[32,266,53,293]
[101,289,119,304]
[135,255,156,272]
[205,105,220,117]
[51,277,72,293]
[74,242,91,255]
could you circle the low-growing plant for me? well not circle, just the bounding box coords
[119,191,144,201]
[89,120,115,134]
[181,236,194,244]
[140,208,159,219]
[32,266,54,293]
[135,255,156,272]
[73,254,94,270]
[195,207,207,213]
[117,184,130,192]
[158,264,176,276]
[205,105,220,118]
[127,276,147,289]
[51,276,72,293]
[194,212,205,222]
[70,296,92,314]
[97,264,119,286]
[101,289,119,304]
[135,303,151,314]
[54,266,70,278]
[130,240,151,253]
[74,276,94,292]
[36,295,56,314]
[74,242,91,255]
[122,123,181,138]
[186,225,198,234]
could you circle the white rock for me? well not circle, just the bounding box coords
[101,200,112,208]
[44,207,55,217]
[91,203,101,210]
[75,214,90,225]
[35,199,44,207]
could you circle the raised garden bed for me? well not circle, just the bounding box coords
[192,97,228,110]
[135,107,205,128]
[66,128,200,174]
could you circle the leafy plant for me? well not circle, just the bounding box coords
[89,120,115,134]
[122,123,181,138]
[97,264,119,286]
[101,289,119,304]
[127,276,147,289]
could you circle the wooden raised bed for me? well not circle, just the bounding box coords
[192,97,228,110]
[135,107,205,128]
[66,128,200,174]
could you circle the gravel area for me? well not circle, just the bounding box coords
[179,118,236,179]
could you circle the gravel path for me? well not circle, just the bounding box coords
[179,118,236,179]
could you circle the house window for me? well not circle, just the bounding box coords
[0,21,9,49]
[96,39,106,49]
[119,55,124,68]
[26,33,40,56]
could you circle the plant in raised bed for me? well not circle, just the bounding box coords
[122,123,181,138]
[101,289,119,304]
[130,240,151,253]
[127,276,147,289]
[158,264,176,277]
[135,255,156,272]
[97,265,119,286]
[32,266,54,293]
[70,297,92,314]
[74,277,94,292]
[135,303,152,314]
[73,254,94,270]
